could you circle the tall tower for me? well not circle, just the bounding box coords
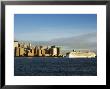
[29,43,31,49]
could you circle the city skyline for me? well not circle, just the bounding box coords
[14,14,97,51]
[14,41,96,58]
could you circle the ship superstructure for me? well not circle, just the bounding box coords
[66,50,96,58]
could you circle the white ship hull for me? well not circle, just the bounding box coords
[66,52,96,58]
[66,55,96,58]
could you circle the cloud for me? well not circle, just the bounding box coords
[18,32,96,52]
[49,32,97,50]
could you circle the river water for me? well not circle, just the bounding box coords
[14,57,97,76]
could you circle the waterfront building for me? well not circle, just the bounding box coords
[40,46,43,49]
[51,45,55,48]
[45,49,48,54]
[18,43,24,48]
[45,54,50,56]
[34,46,38,56]
[14,41,62,57]
[21,42,24,48]
[19,47,24,56]
[49,48,52,56]
[37,49,42,56]
[29,43,31,49]
[14,41,19,56]
[50,47,55,56]
[24,48,27,56]
[24,44,27,48]
[52,48,57,56]
[49,46,61,56]
[28,48,34,56]
[18,43,20,47]
[14,41,18,48]
[45,47,50,55]
[57,47,60,56]
[15,47,19,56]
[41,49,45,56]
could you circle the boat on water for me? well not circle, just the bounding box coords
[66,50,96,58]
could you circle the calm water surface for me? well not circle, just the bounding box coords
[14,57,97,76]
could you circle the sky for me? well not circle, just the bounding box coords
[14,14,97,51]
[14,14,97,41]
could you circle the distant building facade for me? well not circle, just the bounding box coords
[14,41,61,57]
[19,47,24,56]
[14,41,18,48]
[14,47,19,56]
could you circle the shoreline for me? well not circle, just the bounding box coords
[14,56,97,59]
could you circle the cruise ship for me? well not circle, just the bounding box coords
[66,50,96,58]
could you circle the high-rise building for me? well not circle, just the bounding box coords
[49,46,61,56]
[21,42,24,48]
[49,46,57,56]
[40,46,43,49]
[15,47,19,56]
[57,47,60,56]
[41,49,45,56]
[45,47,49,54]
[51,45,55,48]
[52,48,57,56]
[14,41,18,48]
[14,41,19,56]
[49,48,52,56]
[19,47,24,56]
[34,46,38,56]
[18,43,20,47]
[28,48,34,56]
[37,49,42,56]
[29,43,31,49]
[24,44,27,48]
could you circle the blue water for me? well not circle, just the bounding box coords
[14,57,97,76]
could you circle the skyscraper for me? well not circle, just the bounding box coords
[19,47,24,56]
[57,47,60,56]
[34,46,38,56]
[37,49,42,56]
[15,47,19,56]
[28,48,34,56]
[14,41,18,48]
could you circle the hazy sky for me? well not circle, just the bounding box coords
[14,14,97,41]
